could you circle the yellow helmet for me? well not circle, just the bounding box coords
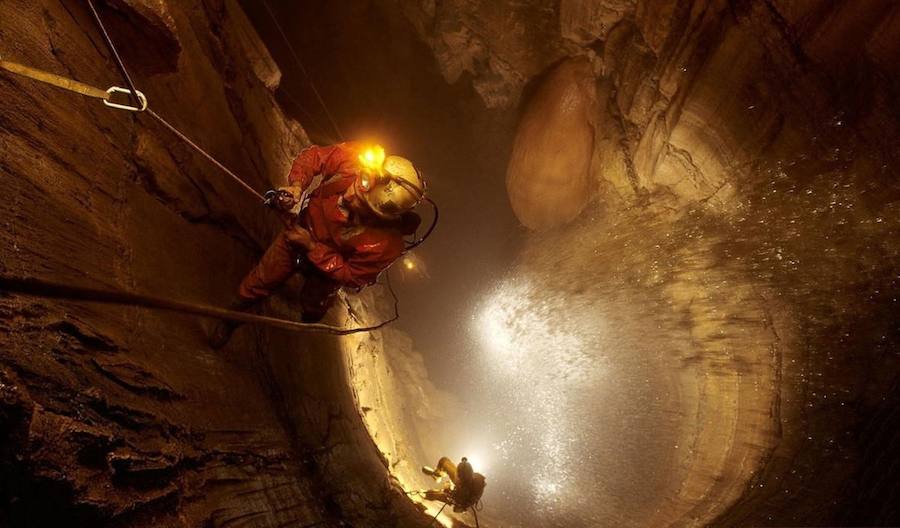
[356,146,426,218]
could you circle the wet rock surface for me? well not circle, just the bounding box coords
[392,0,900,526]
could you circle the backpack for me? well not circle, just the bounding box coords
[453,472,487,509]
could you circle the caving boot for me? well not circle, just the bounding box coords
[208,297,259,350]
[421,465,444,481]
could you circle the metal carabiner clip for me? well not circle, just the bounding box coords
[103,86,148,112]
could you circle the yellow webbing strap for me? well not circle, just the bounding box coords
[0,55,147,111]
[0,58,108,99]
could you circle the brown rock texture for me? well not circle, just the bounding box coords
[0,1,429,527]
[398,0,900,212]
[506,57,597,230]
[389,0,900,526]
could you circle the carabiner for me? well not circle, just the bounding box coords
[103,86,148,112]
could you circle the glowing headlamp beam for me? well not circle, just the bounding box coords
[359,145,386,172]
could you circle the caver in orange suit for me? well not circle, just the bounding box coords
[239,142,422,322]
[209,142,426,349]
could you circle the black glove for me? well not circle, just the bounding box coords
[263,189,298,211]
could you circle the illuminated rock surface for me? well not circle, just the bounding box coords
[388,0,900,526]
[506,58,597,230]
[2,1,899,527]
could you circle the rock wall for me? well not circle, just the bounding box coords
[399,0,900,214]
[392,0,900,526]
[0,1,428,526]
[342,289,472,525]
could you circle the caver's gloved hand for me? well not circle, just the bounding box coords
[283,224,315,251]
[263,185,303,215]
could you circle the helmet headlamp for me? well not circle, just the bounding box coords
[354,145,426,218]
[358,145,386,174]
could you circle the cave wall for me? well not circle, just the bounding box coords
[340,288,470,523]
[229,0,899,525]
[235,4,526,526]
[506,57,597,230]
[0,1,428,526]
[397,0,900,216]
[391,0,900,526]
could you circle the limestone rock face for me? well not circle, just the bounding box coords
[397,0,568,108]
[2,0,899,526]
[559,0,635,46]
[391,0,900,526]
[399,0,900,218]
[506,57,597,230]
[0,1,426,527]
[104,0,182,75]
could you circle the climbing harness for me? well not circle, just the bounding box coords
[263,189,298,209]
[256,1,440,251]
[405,486,482,527]
[1,4,458,526]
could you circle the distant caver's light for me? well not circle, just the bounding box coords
[459,447,490,474]
[472,278,606,511]
[399,254,428,279]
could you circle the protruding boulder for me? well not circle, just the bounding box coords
[506,57,597,230]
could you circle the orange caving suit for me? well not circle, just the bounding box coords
[238,143,420,322]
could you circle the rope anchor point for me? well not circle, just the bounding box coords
[104,86,148,112]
